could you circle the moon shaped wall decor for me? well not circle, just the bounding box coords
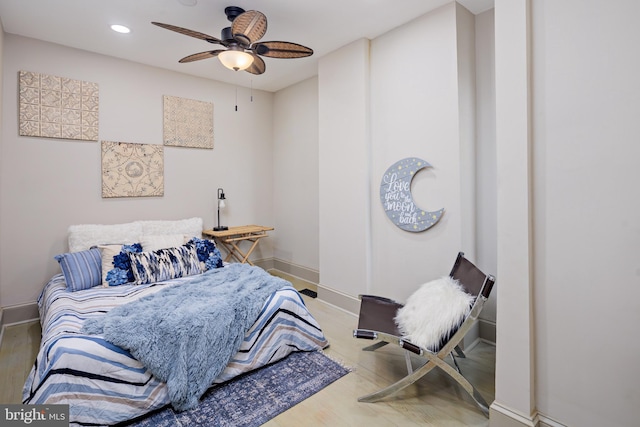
[380,157,444,232]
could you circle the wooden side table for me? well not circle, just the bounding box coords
[202,225,274,266]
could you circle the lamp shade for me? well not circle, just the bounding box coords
[219,50,254,71]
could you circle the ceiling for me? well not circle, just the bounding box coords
[0,0,494,92]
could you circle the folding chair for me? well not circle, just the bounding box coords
[353,252,496,416]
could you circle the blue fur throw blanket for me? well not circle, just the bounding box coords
[81,263,289,411]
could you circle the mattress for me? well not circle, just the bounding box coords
[23,272,328,426]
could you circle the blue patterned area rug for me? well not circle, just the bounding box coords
[124,351,349,427]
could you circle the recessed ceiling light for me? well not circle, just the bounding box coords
[110,24,131,34]
[178,0,197,6]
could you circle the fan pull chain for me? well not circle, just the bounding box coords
[235,84,238,112]
[251,79,253,103]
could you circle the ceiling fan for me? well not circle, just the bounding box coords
[152,6,313,75]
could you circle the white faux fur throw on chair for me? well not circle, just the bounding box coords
[395,276,475,352]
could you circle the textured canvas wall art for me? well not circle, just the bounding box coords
[163,95,214,149]
[101,141,164,198]
[19,70,99,141]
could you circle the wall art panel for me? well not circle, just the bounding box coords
[163,95,213,149]
[101,141,164,198]
[19,70,99,141]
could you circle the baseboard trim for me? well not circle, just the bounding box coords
[0,267,492,342]
[220,258,317,285]
[0,302,39,349]
[267,259,358,314]
[266,258,497,345]
[0,302,39,328]
[479,318,496,345]
[537,414,568,427]
[316,284,360,315]
[460,319,480,350]
[271,259,319,284]
[252,258,274,271]
[490,401,539,427]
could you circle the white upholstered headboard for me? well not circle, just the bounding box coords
[67,217,203,252]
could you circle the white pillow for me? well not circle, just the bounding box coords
[67,218,203,252]
[98,244,142,287]
[140,234,188,251]
[136,217,203,237]
[395,276,475,352]
[68,222,142,252]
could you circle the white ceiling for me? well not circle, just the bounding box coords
[0,0,493,92]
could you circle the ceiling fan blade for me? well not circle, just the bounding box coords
[245,54,266,75]
[231,10,267,46]
[253,41,313,59]
[179,50,224,63]
[152,22,223,45]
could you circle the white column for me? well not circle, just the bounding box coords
[491,0,537,426]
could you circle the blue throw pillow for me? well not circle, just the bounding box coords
[54,248,102,292]
[99,243,143,287]
[128,243,202,285]
[187,237,223,270]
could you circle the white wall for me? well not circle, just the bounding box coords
[370,3,471,302]
[493,0,536,423]
[531,1,640,425]
[272,77,319,273]
[0,19,4,311]
[1,4,498,325]
[283,5,498,336]
[456,2,478,264]
[474,9,497,324]
[318,3,485,312]
[0,34,275,307]
[318,38,371,311]
[493,1,640,426]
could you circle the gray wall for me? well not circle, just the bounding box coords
[0,34,275,307]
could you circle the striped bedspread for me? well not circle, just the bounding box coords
[23,272,328,426]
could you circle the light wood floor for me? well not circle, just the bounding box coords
[0,272,494,426]
[0,320,41,404]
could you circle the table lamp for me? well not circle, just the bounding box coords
[214,188,228,231]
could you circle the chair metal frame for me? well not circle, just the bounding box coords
[353,252,496,416]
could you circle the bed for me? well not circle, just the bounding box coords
[22,218,328,426]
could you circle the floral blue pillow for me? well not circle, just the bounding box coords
[99,243,143,287]
[187,237,223,270]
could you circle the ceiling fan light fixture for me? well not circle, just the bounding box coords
[218,49,254,71]
[152,6,313,76]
